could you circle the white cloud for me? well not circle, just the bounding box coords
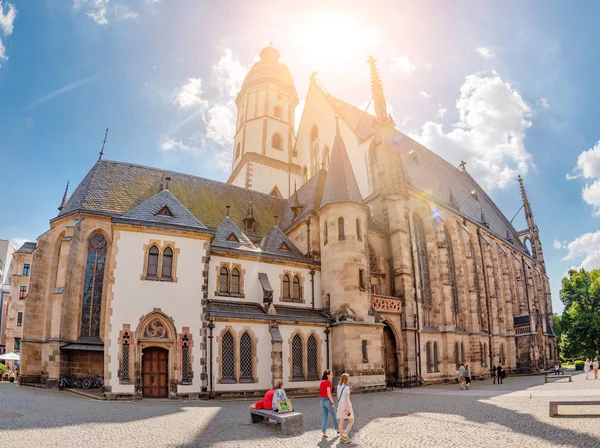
[423,63,433,71]
[0,1,17,66]
[114,5,138,20]
[420,91,432,99]
[567,140,600,215]
[203,103,235,147]
[212,48,247,98]
[563,231,600,269]
[540,97,550,109]
[10,237,30,250]
[437,108,447,118]
[173,78,208,109]
[160,138,194,152]
[74,0,138,25]
[476,47,495,59]
[553,239,567,249]
[400,117,412,127]
[390,55,416,75]
[409,73,533,190]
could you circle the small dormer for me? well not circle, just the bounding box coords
[155,205,174,217]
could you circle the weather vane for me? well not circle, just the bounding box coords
[99,128,109,160]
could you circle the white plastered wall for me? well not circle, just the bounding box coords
[108,230,207,395]
[208,255,321,308]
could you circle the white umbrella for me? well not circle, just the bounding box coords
[0,352,20,361]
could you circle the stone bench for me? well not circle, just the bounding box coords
[549,400,600,417]
[545,374,573,383]
[249,409,303,435]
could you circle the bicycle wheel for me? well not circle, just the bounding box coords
[82,378,92,389]
[72,379,82,389]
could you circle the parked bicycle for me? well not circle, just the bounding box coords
[59,376,81,390]
[82,376,104,389]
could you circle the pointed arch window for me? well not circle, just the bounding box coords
[121,331,130,384]
[445,227,459,325]
[433,342,439,372]
[426,342,432,373]
[221,331,236,382]
[413,214,432,326]
[460,342,465,365]
[356,218,362,241]
[292,275,301,300]
[272,133,283,150]
[307,335,319,380]
[282,274,291,299]
[338,217,345,240]
[219,267,230,294]
[292,334,304,380]
[80,233,107,338]
[161,247,173,280]
[470,241,485,330]
[231,268,241,294]
[454,342,460,368]
[483,343,488,367]
[239,332,254,382]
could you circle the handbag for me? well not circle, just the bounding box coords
[276,399,293,413]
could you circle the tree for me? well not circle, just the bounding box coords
[559,268,600,359]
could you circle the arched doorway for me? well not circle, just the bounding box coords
[383,324,398,382]
[142,347,168,398]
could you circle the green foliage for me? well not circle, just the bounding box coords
[575,360,585,370]
[558,268,600,359]
[0,363,5,377]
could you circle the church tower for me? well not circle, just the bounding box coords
[517,175,545,268]
[227,46,302,198]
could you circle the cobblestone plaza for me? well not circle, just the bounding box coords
[2,372,600,447]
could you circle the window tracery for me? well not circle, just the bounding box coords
[413,214,432,326]
[80,233,107,338]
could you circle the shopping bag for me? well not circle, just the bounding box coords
[276,399,293,413]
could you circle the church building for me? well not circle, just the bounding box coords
[19,46,555,398]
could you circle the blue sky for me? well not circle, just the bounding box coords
[1,0,600,314]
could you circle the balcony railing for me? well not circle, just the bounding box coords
[372,295,402,314]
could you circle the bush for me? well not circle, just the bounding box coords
[0,363,6,377]
[575,360,585,370]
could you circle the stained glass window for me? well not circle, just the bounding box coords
[292,334,304,380]
[239,332,253,380]
[231,268,241,294]
[470,241,485,330]
[147,245,159,277]
[445,227,460,323]
[414,214,432,326]
[80,233,107,338]
[162,247,173,279]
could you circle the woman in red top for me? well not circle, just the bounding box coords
[320,370,339,438]
[249,386,275,410]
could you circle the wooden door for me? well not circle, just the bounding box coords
[142,347,168,398]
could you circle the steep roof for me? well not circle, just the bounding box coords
[279,170,326,231]
[15,242,37,254]
[117,189,207,231]
[259,226,305,259]
[320,126,364,208]
[57,160,287,239]
[212,216,257,251]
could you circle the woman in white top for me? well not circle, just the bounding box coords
[336,373,354,443]
[594,358,599,380]
[584,359,590,379]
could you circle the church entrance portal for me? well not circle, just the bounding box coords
[383,324,398,382]
[142,347,168,398]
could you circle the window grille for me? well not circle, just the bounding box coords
[338,217,345,240]
[17,312,23,327]
[231,268,241,294]
[362,340,368,363]
[121,332,130,383]
[147,245,159,277]
[356,219,362,241]
[221,331,236,381]
[161,247,173,279]
[433,342,439,372]
[426,342,432,373]
[292,334,304,380]
[219,267,229,293]
[80,234,107,338]
[239,332,253,381]
[182,334,190,384]
[292,276,301,300]
[282,274,291,299]
[307,335,318,379]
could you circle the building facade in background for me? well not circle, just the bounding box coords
[0,239,16,355]
[19,47,554,398]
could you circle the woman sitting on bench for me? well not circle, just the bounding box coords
[249,385,276,410]
[272,380,293,412]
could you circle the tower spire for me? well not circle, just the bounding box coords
[517,175,545,266]
[58,181,69,212]
[99,128,109,160]
[517,175,534,227]
[367,56,389,124]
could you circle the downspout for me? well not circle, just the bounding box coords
[306,218,311,259]
[208,320,215,399]
[407,215,421,377]
[477,229,493,369]
[324,326,331,369]
[310,269,316,310]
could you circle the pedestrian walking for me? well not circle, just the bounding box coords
[336,373,354,443]
[458,363,466,390]
[496,364,503,384]
[491,365,496,384]
[464,365,471,390]
[594,358,599,380]
[320,370,339,439]
[585,359,591,379]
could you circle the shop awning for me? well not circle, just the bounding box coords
[60,344,104,352]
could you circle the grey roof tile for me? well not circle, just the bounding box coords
[16,242,37,254]
[212,216,257,251]
[259,226,304,258]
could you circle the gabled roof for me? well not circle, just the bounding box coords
[118,189,207,231]
[320,126,364,208]
[279,170,326,231]
[56,160,287,239]
[259,226,304,258]
[213,216,257,251]
[15,242,37,254]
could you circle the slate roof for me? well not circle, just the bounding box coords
[546,315,555,337]
[323,91,524,247]
[279,170,326,231]
[320,127,364,208]
[514,314,530,327]
[207,300,330,323]
[212,216,257,251]
[57,160,287,239]
[116,189,207,231]
[15,242,37,254]
[259,226,305,259]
